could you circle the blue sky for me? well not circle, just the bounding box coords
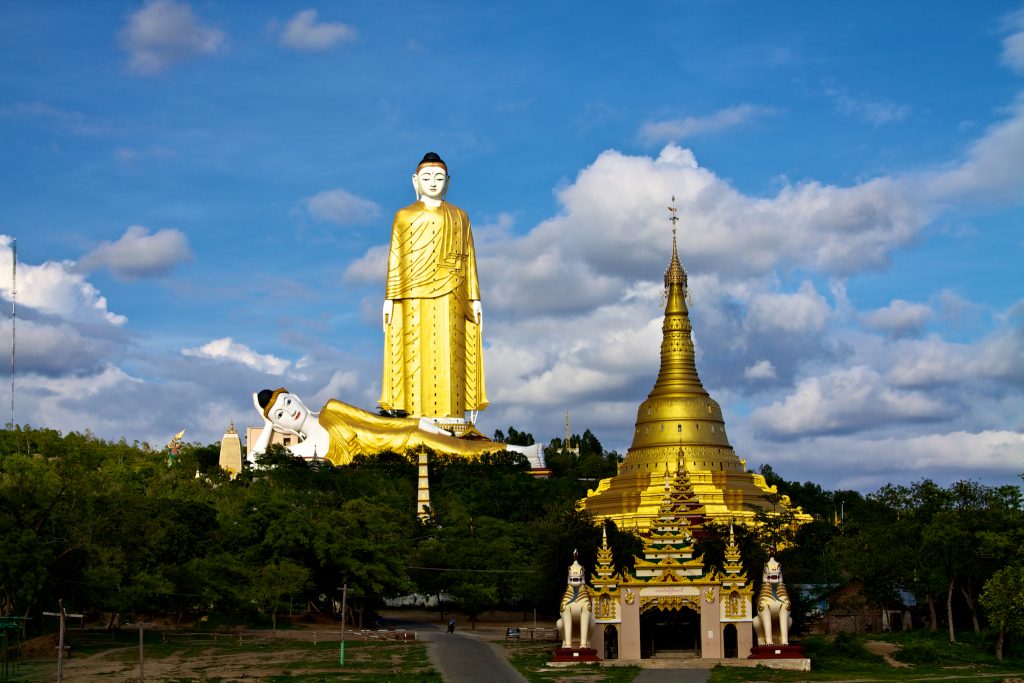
[1,1,1021,491]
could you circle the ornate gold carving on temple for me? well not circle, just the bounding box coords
[582,203,810,532]
[640,594,701,614]
[588,459,758,661]
[726,590,745,618]
[589,525,623,621]
[597,594,615,620]
[720,523,753,620]
[380,152,488,422]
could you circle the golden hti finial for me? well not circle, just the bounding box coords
[664,197,687,288]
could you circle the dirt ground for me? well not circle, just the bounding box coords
[16,625,420,681]
[862,640,910,668]
[12,610,553,681]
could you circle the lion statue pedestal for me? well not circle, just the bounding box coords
[550,551,599,664]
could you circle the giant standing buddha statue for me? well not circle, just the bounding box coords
[582,202,810,531]
[246,153,547,475]
[380,152,488,434]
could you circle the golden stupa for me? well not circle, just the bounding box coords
[582,203,810,531]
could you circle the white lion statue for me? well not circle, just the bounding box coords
[754,555,793,646]
[555,551,594,650]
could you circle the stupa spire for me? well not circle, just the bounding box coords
[649,199,705,398]
[581,199,811,532]
[664,197,687,289]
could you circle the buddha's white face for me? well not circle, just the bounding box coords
[269,392,309,432]
[413,166,448,201]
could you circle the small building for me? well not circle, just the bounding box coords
[591,463,754,661]
[245,425,296,463]
[814,578,914,634]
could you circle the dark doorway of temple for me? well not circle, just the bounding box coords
[640,608,700,658]
[603,625,618,659]
[723,623,738,658]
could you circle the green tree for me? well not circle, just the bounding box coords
[980,563,1024,660]
[247,559,311,632]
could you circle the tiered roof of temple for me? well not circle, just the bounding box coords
[633,463,706,583]
[582,203,810,532]
[589,464,749,617]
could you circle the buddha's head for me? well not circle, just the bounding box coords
[258,388,310,434]
[412,151,449,201]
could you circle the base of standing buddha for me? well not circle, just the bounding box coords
[421,416,481,438]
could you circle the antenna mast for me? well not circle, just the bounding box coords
[10,237,15,428]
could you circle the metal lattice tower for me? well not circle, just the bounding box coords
[9,238,14,429]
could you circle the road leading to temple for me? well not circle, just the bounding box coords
[416,623,527,683]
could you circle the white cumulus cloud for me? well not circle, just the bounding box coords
[744,282,831,334]
[861,299,933,337]
[751,429,1024,491]
[0,236,126,326]
[1001,9,1024,73]
[751,365,953,439]
[744,360,777,380]
[119,0,225,75]
[306,188,381,225]
[182,337,291,375]
[280,9,356,51]
[343,244,388,284]
[77,225,192,280]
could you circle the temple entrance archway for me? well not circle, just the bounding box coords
[723,623,738,658]
[640,606,700,658]
[603,625,618,659]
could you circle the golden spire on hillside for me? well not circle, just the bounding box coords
[581,201,811,531]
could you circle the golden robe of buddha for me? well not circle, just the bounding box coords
[252,388,507,467]
[380,153,488,419]
[319,399,499,465]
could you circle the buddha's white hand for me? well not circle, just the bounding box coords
[382,300,394,331]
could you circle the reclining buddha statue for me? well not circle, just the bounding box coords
[249,388,537,466]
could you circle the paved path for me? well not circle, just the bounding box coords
[411,623,528,683]
[635,669,710,683]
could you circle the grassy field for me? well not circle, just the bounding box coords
[10,627,1024,682]
[12,631,441,682]
[709,631,1024,683]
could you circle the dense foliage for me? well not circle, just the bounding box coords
[2,424,1021,660]
[748,464,1024,658]
[0,425,628,629]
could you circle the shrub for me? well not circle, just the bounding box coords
[800,632,887,672]
[893,640,939,665]
[831,631,877,661]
